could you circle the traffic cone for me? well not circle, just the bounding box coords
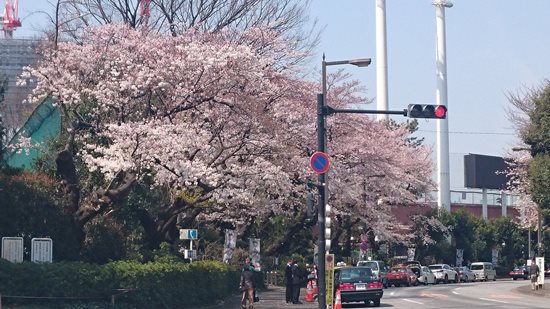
[334,289,342,309]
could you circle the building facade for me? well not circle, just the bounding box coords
[0,38,41,132]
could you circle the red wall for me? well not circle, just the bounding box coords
[390,203,520,225]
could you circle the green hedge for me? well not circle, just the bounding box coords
[0,259,240,308]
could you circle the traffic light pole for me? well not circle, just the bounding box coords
[316,93,327,309]
[316,102,415,309]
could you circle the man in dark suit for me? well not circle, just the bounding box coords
[284,259,294,303]
[291,260,303,304]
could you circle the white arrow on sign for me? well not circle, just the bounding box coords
[188,229,198,240]
[179,229,198,240]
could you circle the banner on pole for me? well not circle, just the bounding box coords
[491,248,499,266]
[326,254,335,306]
[222,229,236,264]
[249,238,261,268]
[407,248,416,262]
[456,249,464,266]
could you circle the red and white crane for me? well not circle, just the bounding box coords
[1,0,21,39]
[139,0,151,27]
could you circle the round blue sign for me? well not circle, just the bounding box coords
[310,152,330,174]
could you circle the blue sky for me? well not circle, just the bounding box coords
[309,0,549,190]
[14,0,550,190]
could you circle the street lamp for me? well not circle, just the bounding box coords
[317,55,371,309]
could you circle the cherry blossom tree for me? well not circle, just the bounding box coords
[42,0,319,67]
[21,24,435,252]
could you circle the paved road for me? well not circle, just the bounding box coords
[206,280,550,309]
[377,280,549,309]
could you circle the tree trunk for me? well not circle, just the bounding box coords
[136,199,202,250]
[56,146,136,253]
[263,211,317,256]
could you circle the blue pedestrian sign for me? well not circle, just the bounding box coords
[310,152,330,174]
[179,229,198,240]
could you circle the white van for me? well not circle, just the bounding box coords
[470,262,496,281]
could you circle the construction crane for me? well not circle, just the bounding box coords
[139,0,151,27]
[1,0,21,39]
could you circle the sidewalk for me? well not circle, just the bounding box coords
[201,286,319,309]
[515,283,550,298]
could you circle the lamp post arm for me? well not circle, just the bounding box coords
[324,106,407,116]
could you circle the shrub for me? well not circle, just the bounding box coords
[0,259,239,308]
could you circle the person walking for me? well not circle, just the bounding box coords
[240,258,256,309]
[291,260,303,304]
[530,258,540,291]
[284,259,294,304]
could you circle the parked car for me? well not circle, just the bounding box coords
[334,266,383,307]
[357,260,388,288]
[545,263,550,278]
[417,266,436,285]
[509,265,529,280]
[455,266,475,282]
[428,264,458,284]
[403,261,422,278]
[386,266,417,287]
[470,262,496,281]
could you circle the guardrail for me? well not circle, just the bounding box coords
[264,271,280,286]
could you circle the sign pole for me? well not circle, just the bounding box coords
[317,93,327,309]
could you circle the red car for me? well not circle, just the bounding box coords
[509,266,529,280]
[386,266,417,287]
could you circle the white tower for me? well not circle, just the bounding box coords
[433,0,452,212]
[375,0,389,121]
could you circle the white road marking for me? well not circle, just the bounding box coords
[479,297,509,304]
[452,291,460,294]
[402,298,424,305]
[390,291,395,296]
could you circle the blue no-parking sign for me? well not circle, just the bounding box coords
[310,152,330,174]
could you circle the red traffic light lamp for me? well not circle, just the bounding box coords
[407,104,447,119]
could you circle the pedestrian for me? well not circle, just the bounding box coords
[292,259,303,304]
[284,258,294,304]
[530,258,540,291]
[240,257,256,309]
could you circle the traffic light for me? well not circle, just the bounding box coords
[407,104,447,119]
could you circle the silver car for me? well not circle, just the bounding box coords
[456,266,475,282]
[357,260,388,288]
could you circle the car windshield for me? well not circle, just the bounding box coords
[339,267,373,282]
[470,264,484,270]
[429,265,442,270]
[359,261,379,270]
